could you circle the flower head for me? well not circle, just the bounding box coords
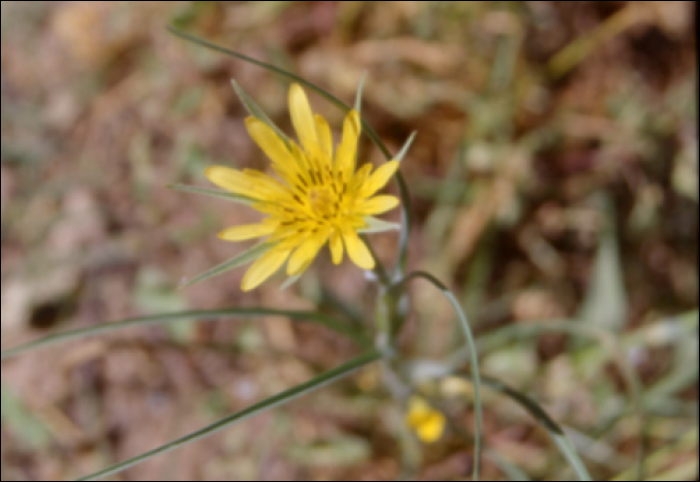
[206,83,400,291]
[405,395,446,443]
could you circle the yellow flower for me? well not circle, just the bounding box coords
[405,396,446,443]
[206,83,401,291]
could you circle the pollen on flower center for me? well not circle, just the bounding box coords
[307,186,339,219]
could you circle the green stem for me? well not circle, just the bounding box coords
[475,375,591,481]
[1,308,369,361]
[390,271,483,481]
[461,319,646,481]
[361,233,391,287]
[77,349,382,481]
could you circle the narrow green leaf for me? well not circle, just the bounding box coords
[279,273,302,291]
[354,71,367,113]
[166,26,413,278]
[230,79,292,147]
[551,432,594,481]
[484,449,532,481]
[391,271,483,480]
[473,376,591,481]
[167,26,388,156]
[182,242,272,288]
[465,319,645,480]
[1,308,369,361]
[357,217,401,234]
[77,349,382,481]
[578,194,627,332]
[167,184,256,205]
[394,131,417,163]
[394,173,412,277]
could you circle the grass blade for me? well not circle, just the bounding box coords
[394,131,417,163]
[167,183,256,205]
[77,349,382,481]
[474,375,592,481]
[354,71,367,113]
[1,308,369,361]
[391,271,483,480]
[458,319,646,480]
[182,242,272,288]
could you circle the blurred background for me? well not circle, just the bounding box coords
[1,1,697,480]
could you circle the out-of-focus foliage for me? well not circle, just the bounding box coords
[1,2,697,480]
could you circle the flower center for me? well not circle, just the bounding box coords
[307,186,337,219]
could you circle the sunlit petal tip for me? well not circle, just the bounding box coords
[218,223,276,242]
[287,231,329,275]
[314,114,333,160]
[358,195,400,215]
[358,160,400,198]
[343,230,375,270]
[244,116,265,136]
[289,84,319,155]
[345,109,361,133]
[204,165,227,183]
[241,248,291,291]
[329,231,344,265]
[205,166,249,194]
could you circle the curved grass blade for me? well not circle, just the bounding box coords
[454,319,645,480]
[167,184,256,205]
[471,375,592,481]
[77,349,382,481]
[166,26,413,280]
[391,271,482,480]
[1,308,369,361]
[483,448,531,481]
[182,241,272,288]
[167,26,386,155]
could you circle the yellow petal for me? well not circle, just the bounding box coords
[241,169,294,201]
[287,230,329,275]
[336,110,360,179]
[346,163,373,195]
[356,195,400,215]
[289,141,315,186]
[245,117,297,176]
[416,412,445,443]
[205,166,260,199]
[342,229,374,270]
[358,160,399,198]
[289,84,318,158]
[315,114,333,164]
[241,246,291,291]
[329,230,343,265]
[405,396,445,444]
[406,397,430,425]
[218,223,277,241]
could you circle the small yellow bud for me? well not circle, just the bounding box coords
[405,396,446,443]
